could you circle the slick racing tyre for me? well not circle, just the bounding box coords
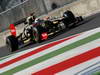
[63,10,76,21]
[63,10,76,27]
[6,35,18,52]
[33,25,46,43]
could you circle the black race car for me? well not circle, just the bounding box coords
[6,10,83,52]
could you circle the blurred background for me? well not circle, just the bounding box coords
[0,0,77,31]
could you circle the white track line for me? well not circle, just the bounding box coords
[55,56,100,75]
[13,39,100,75]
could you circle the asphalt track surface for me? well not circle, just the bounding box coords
[0,13,100,58]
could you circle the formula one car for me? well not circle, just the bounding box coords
[6,10,83,52]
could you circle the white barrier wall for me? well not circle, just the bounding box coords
[47,0,100,17]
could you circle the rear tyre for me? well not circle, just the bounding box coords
[33,25,46,43]
[6,35,18,52]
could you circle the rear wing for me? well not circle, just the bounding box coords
[9,24,16,37]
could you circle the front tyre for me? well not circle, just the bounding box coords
[6,35,18,52]
[63,10,76,27]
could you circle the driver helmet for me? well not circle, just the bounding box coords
[34,18,40,23]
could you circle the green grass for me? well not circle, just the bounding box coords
[92,71,100,75]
